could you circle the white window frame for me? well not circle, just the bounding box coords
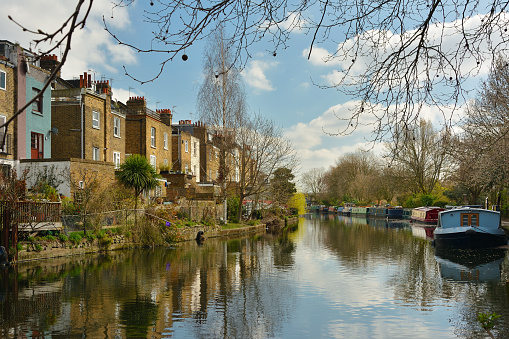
[150,155,156,169]
[92,111,100,129]
[193,142,197,156]
[0,70,6,90]
[151,127,156,147]
[184,140,189,153]
[113,151,121,169]
[92,147,100,161]
[185,164,189,173]
[163,132,168,150]
[113,116,120,137]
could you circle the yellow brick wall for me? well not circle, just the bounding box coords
[0,63,15,160]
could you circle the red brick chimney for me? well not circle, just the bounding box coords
[40,54,61,77]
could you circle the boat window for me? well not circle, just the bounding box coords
[461,214,469,226]
[471,214,478,226]
[460,213,479,226]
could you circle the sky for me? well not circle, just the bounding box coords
[0,0,497,182]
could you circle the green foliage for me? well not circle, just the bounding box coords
[58,233,68,242]
[62,197,80,215]
[99,236,113,248]
[478,311,500,334]
[69,232,82,245]
[44,235,56,241]
[288,192,306,215]
[116,154,160,203]
[35,244,43,252]
[228,196,240,222]
[17,243,23,251]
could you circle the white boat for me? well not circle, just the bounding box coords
[434,207,507,249]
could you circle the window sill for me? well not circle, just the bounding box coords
[92,126,100,130]
[32,110,43,116]
[114,135,121,139]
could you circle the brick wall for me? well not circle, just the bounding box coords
[69,158,116,197]
[0,62,15,161]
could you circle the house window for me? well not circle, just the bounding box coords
[185,164,189,173]
[92,111,100,129]
[113,151,121,169]
[79,181,85,189]
[209,149,212,162]
[193,165,197,175]
[93,147,100,161]
[150,155,156,169]
[113,116,120,137]
[32,88,42,113]
[193,142,197,156]
[151,127,156,147]
[0,70,6,90]
[184,140,189,153]
[164,132,168,149]
[209,170,212,180]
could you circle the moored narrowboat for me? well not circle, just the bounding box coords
[411,206,445,224]
[434,207,507,249]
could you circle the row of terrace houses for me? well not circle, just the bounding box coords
[0,39,247,202]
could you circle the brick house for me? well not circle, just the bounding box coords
[51,72,126,168]
[171,128,200,181]
[172,120,221,183]
[123,97,172,172]
[0,40,53,161]
[0,55,15,171]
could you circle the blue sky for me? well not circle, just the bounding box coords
[1,0,497,180]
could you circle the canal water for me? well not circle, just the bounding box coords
[1,214,509,338]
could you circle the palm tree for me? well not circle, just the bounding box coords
[116,155,160,225]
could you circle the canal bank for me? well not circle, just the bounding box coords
[14,223,269,263]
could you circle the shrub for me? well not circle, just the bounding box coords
[58,233,68,242]
[69,232,82,245]
[17,243,23,251]
[35,244,43,252]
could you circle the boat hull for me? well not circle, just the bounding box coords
[434,227,507,249]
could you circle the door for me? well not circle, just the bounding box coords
[31,132,44,159]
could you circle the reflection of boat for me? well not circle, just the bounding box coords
[368,218,410,229]
[434,207,507,249]
[411,225,435,239]
[434,248,506,282]
[411,206,445,224]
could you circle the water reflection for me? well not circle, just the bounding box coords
[1,216,508,338]
[434,248,506,282]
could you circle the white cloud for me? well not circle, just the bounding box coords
[1,0,137,79]
[112,87,142,104]
[242,60,278,92]
[304,13,506,89]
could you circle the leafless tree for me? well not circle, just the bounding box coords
[99,0,509,143]
[385,119,451,195]
[455,57,509,203]
[197,25,247,222]
[301,167,326,203]
[235,112,298,220]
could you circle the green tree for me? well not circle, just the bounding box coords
[270,168,297,207]
[116,155,160,225]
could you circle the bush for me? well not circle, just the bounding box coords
[58,233,68,242]
[35,244,43,252]
[17,243,23,251]
[69,232,82,245]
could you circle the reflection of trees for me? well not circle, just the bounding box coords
[119,297,158,338]
[317,217,509,337]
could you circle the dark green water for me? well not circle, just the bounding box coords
[1,214,508,338]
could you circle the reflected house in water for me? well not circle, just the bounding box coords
[434,248,506,282]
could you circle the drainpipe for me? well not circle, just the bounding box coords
[80,88,84,159]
